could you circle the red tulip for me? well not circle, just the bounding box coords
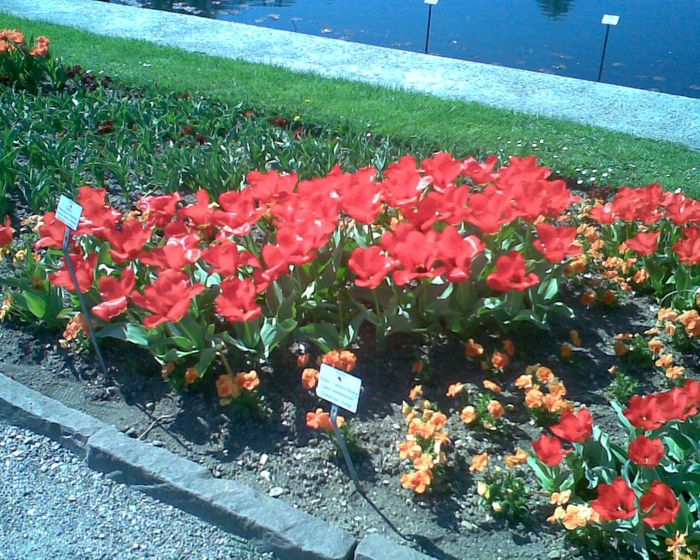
[76,186,121,238]
[532,434,563,466]
[213,189,263,236]
[422,151,463,190]
[486,250,539,292]
[533,223,581,263]
[137,193,182,228]
[139,233,201,270]
[202,240,259,278]
[640,482,679,529]
[348,246,397,289]
[130,270,204,328]
[0,216,14,248]
[591,477,637,521]
[103,219,152,264]
[624,395,664,431]
[438,226,484,283]
[627,436,664,467]
[92,268,135,321]
[49,252,97,293]
[625,231,660,256]
[673,227,700,265]
[340,167,383,224]
[178,189,214,228]
[215,278,262,323]
[35,212,67,249]
[246,169,297,205]
[550,408,593,443]
[461,155,499,185]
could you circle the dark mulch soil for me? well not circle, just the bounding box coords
[1,288,697,560]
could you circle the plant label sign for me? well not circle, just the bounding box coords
[601,14,620,26]
[424,0,439,5]
[56,195,83,230]
[317,364,362,414]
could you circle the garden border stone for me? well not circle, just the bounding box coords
[0,373,437,560]
[1,0,698,149]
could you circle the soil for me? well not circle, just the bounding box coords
[2,287,697,560]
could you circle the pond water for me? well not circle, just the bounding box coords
[109,0,700,99]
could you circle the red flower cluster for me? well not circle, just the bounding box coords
[623,380,699,431]
[532,408,593,466]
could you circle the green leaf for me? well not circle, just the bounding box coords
[298,322,341,353]
[22,290,47,319]
[97,322,150,347]
[195,348,216,375]
[260,317,297,357]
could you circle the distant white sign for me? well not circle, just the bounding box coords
[425,0,439,5]
[317,364,362,414]
[56,195,83,230]
[601,14,620,26]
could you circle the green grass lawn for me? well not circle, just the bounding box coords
[1,12,699,198]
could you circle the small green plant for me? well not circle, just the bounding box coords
[477,465,530,519]
[604,368,639,405]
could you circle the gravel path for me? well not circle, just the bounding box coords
[0,421,275,560]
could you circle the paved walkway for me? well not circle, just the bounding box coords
[1,0,699,150]
[0,421,274,560]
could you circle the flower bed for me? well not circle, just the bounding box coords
[1,28,700,560]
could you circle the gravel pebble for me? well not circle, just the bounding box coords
[0,421,275,560]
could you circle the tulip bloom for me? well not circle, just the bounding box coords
[640,482,679,529]
[625,231,661,256]
[627,436,664,467]
[35,212,67,249]
[215,278,262,323]
[550,408,593,443]
[0,216,14,248]
[673,227,700,265]
[591,478,637,521]
[138,193,182,228]
[49,252,97,293]
[532,435,563,466]
[103,219,152,264]
[348,245,397,289]
[533,223,581,263]
[487,251,539,292]
[92,268,135,322]
[130,270,204,328]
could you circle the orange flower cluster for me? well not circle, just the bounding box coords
[0,29,50,57]
[399,397,449,494]
[321,349,357,372]
[516,365,572,417]
[59,313,89,349]
[216,370,260,403]
[547,503,600,531]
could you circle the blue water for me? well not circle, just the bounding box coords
[112,0,700,98]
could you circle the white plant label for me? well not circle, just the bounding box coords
[56,195,83,230]
[424,0,439,5]
[317,364,362,414]
[601,14,620,26]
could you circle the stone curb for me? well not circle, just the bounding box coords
[0,374,436,560]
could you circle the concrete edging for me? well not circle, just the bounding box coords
[0,373,434,560]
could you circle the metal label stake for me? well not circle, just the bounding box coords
[330,404,361,491]
[597,14,620,82]
[424,0,438,54]
[61,222,108,377]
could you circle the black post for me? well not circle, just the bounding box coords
[597,25,611,82]
[62,228,108,376]
[424,4,433,54]
[330,404,362,491]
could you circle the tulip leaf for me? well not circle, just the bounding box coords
[96,322,149,347]
[21,290,46,319]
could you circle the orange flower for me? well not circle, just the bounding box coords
[401,469,432,493]
[569,329,581,347]
[504,448,529,469]
[665,366,685,380]
[465,338,484,358]
[566,257,587,275]
[543,393,567,413]
[525,388,544,409]
[411,360,425,374]
[184,367,198,384]
[460,405,477,425]
[296,353,310,368]
[560,504,598,530]
[678,310,700,337]
[483,379,502,393]
[161,362,175,379]
[648,338,664,355]
[401,401,416,422]
[560,343,573,359]
[601,289,617,306]
[321,349,357,372]
[430,412,448,431]
[236,370,260,391]
[580,290,597,306]
[1,29,25,44]
[665,323,677,336]
[550,489,572,505]
[399,437,422,460]
[446,382,465,397]
[216,373,241,399]
[536,366,555,384]
[409,384,423,400]
[413,454,434,471]
[469,452,489,473]
[658,308,679,323]
[614,340,628,357]
[301,368,320,390]
[633,269,650,284]
[549,381,567,399]
[515,374,534,389]
[503,339,516,356]
[306,408,343,431]
[408,418,434,440]
[655,354,674,369]
[487,400,505,419]
[491,350,509,371]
